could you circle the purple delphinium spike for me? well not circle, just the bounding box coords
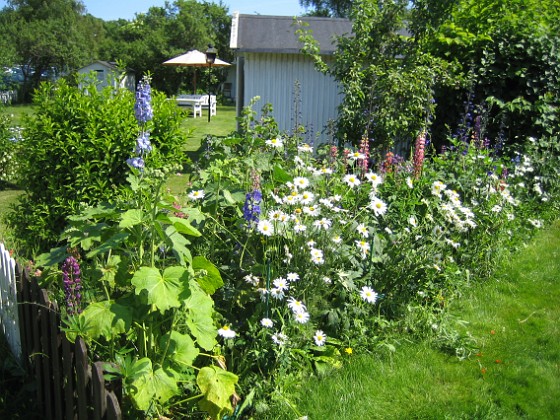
[62,256,82,315]
[134,77,153,124]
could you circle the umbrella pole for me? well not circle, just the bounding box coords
[193,70,197,94]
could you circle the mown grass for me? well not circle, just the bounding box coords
[267,221,560,419]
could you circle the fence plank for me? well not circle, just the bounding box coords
[0,243,22,363]
[75,337,91,420]
[39,289,54,420]
[92,362,107,420]
[106,392,122,420]
[62,335,76,420]
[49,298,64,420]
[30,277,44,415]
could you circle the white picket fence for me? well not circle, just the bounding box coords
[0,242,22,363]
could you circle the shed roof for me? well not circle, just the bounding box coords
[230,13,352,55]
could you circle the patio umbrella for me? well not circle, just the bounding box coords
[163,49,231,93]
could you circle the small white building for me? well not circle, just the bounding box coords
[77,61,135,92]
[229,13,352,143]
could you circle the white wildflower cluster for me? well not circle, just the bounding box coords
[432,181,477,232]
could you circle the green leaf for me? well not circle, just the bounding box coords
[119,209,145,228]
[131,266,190,313]
[86,232,129,259]
[164,225,193,267]
[169,216,202,237]
[272,165,291,183]
[80,300,132,340]
[98,255,121,288]
[128,358,180,411]
[184,282,217,351]
[222,189,237,204]
[159,331,199,372]
[35,245,68,267]
[197,366,238,419]
[193,256,223,295]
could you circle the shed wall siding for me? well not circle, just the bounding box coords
[243,53,341,144]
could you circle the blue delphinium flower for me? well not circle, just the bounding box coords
[243,189,262,228]
[127,157,145,169]
[136,132,152,154]
[134,76,153,124]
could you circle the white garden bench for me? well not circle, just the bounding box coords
[176,94,216,118]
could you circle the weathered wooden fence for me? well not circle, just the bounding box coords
[0,241,123,419]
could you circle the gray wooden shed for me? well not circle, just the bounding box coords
[229,13,352,143]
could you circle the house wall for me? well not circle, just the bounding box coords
[78,63,135,92]
[241,52,342,145]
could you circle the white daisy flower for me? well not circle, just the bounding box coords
[303,205,320,216]
[257,220,274,236]
[270,287,285,300]
[364,172,383,187]
[323,276,332,284]
[273,277,289,291]
[272,332,288,345]
[286,272,300,282]
[313,330,326,346]
[491,205,502,213]
[406,176,414,189]
[369,196,388,216]
[265,137,284,148]
[294,310,310,324]
[343,174,361,188]
[293,176,310,189]
[218,326,236,339]
[408,215,418,227]
[288,297,306,314]
[356,223,369,238]
[300,191,315,205]
[431,181,446,197]
[261,318,274,328]
[188,190,205,200]
[332,234,343,244]
[360,286,378,304]
[355,240,370,258]
[244,274,259,286]
[349,151,366,160]
[298,143,314,153]
[313,218,332,230]
[294,223,307,233]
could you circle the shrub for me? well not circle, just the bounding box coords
[7,77,188,254]
[0,111,21,186]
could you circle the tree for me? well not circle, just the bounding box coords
[425,0,560,148]
[298,0,448,153]
[1,0,103,100]
[299,0,352,17]
[99,0,232,96]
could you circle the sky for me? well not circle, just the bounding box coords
[0,0,310,21]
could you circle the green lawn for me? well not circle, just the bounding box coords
[267,221,560,419]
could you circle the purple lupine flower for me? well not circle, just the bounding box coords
[135,132,152,155]
[242,190,262,228]
[413,131,426,179]
[62,256,82,315]
[134,76,153,124]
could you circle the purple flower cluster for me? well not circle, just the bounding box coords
[128,75,153,170]
[134,77,153,124]
[242,190,262,228]
[62,256,82,315]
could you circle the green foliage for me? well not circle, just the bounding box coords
[0,112,21,185]
[99,0,232,96]
[38,165,235,417]
[426,0,560,148]
[298,0,447,151]
[1,0,103,100]
[7,78,187,254]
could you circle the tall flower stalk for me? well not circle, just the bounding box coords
[413,130,426,179]
[128,75,153,170]
[61,255,82,315]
